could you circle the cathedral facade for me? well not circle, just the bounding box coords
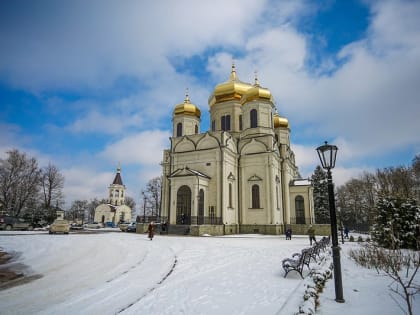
[161,65,314,235]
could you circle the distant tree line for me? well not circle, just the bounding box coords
[0,148,137,224]
[0,149,64,223]
[312,154,420,232]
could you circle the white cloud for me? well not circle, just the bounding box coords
[1,0,419,204]
[66,110,143,135]
[0,0,265,92]
[99,130,171,165]
[223,0,420,170]
[62,167,113,206]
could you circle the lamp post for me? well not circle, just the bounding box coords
[338,208,344,245]
[316,141,345,303]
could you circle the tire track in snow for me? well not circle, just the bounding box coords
[106,249,150,283]
[116,254,178,314]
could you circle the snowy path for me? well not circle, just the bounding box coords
[0,232,309,315]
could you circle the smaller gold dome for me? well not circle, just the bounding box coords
[173,91,201,118]
[243,75,272,103]
[209,63,253,107]
[273,112,289,128]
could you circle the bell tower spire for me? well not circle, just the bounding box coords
[108,165,126,206]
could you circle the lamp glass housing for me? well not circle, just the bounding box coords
[316,141,338,170]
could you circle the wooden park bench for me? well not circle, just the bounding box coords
[317,236,330,251]
[309,236,331,261]
[282,248,311,279]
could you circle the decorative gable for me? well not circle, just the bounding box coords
[170,166,211,179]
[248,174,262,181]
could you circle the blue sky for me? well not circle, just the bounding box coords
[1,0,419,212]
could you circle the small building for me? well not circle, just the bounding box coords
[94,166,132,226]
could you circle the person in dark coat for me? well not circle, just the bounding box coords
[344,226,349,239]
[285,228,292,240]
[307,225,316,245]
[148,222,155,240]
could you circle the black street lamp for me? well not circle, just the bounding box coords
[316,141,345,303]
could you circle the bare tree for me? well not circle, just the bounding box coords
[40,163,64,220]
[412,155,420,203]
[69,200,88,224]
[376,167,415,199]
[124,196,136,211]
[0,149,41,216]
[145,176,162,218]
[336,176,375,232]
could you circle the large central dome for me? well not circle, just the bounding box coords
[208,64,253,107]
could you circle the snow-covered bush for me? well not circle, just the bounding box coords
[349,243,420,315]
[295,252,333,315]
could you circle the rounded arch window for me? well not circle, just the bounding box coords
[295,195,305,224]
[251,184,260,208]
[250,109,258,128]
[177,122,182,137]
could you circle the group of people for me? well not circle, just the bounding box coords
[284,225,316,245]
[148,221,350,244]
[286,224,350,245]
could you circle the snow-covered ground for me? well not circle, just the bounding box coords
[0,230,419,315]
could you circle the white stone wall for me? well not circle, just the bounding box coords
[172,115,200,137]
[94,204,132,224]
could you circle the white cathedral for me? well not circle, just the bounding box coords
[161,65,314,236]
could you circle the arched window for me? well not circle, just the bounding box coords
[239,115,243,130]
[198,189,204,225]
[195,124,198,134]
[229,183,233,208]
[176,185,191,224]
[221,115,231,131]
[250,109,257,128]
[177,122,182,137]
[251,184,260,208]
[211,120,215,131]
[295,195,305,224]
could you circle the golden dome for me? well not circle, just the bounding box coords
[208,63,253,107]
[273,112,289,128]
[173,91,201,118]
[243,75,272,103]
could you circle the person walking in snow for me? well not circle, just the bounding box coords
[344,226,349,239]
[148,222,155,240]
[285,228,292,240]
[307,225,316,246]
